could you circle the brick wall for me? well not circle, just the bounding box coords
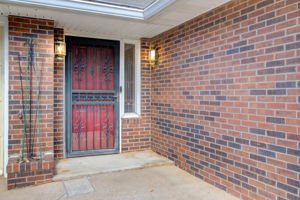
[150,0,300,200]
[121,39,152,152]
[54,28,65,159]
[7,16,55,189]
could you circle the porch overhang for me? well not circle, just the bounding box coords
[0,0,231,39]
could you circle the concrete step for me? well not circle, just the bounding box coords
[53,150,174,181]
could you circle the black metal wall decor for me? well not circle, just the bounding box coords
[18,37,44,162]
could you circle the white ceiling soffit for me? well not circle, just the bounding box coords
[0,0,176,20]
[0,0,231,39]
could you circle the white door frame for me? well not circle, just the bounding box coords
[0,16,9,177]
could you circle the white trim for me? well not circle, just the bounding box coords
[1,0,175,20]
[3,0,144,19]
[119,40,124,153]
[0,23,3,176]
[123,113,140,118]
[119,39,141,152]
[64,31,124,43]
[0,16,8,177]
[121,40,141,118]
[135,41,141,116]
[143,0,176,19]
[62,36,67,159]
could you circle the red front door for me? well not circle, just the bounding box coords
[66,36,120,157]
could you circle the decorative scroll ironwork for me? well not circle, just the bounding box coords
[73,106,85,150]
[72,93,115,102]
[90,48,96,77]
[103,105,113,147]
[90,67,95,76]
[103,55,113,81]
[73,48,87,88]
[92,105,96,149]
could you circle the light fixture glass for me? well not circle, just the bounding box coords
[149,47,158,66]
[150,49,156,62]
[54,41,66,57]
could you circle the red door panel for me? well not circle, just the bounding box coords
[72,104,114,151]
[72,46,114,91]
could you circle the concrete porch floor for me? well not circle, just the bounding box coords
[0,151,239,200]
[0,165,238,200]
[53,150,174,181]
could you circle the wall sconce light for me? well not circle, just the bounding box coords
[54,40,66,58]
[149,46,159,67]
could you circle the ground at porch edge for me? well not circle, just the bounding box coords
[0,165,238,200]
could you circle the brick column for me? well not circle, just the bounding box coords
[54,28,65,159]
[7,16,55,189]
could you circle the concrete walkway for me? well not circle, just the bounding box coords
[0,165,239,200]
